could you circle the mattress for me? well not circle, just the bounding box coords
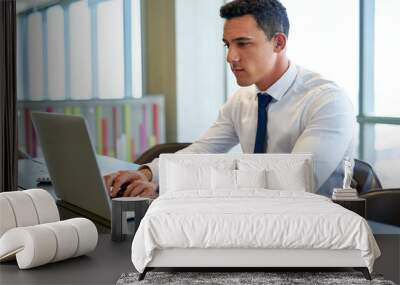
[131,190,380,273]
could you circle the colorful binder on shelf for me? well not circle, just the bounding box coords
[17,98,164,161]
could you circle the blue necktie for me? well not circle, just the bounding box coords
[254,93,273,153]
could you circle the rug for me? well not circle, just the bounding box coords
[116,271,396,285]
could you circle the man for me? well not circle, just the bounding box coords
[105,0,355,198]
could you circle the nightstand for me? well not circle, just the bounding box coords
[332,197,366,218]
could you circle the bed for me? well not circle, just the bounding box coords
[131,154,380,280]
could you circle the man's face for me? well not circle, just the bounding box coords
[223,15,278,89]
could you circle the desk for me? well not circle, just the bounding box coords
[0,157,141,284]
[11,158,400,284]
[17,155,139,190]
[0,157,140,284]
[17,156,139,227]
[0,234,133,285]
[332,198,366,218]
[368,221,400,284]
[2,225,398,285]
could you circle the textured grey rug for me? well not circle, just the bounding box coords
[116,271,396,285]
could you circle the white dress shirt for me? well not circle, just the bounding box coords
[147,63,356,196]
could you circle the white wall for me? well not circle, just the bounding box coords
[175,0,226,142]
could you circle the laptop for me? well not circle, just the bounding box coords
[31,112,138,226]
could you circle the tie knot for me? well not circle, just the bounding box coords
[257,93,273,108]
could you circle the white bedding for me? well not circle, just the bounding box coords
[131,190,380,273]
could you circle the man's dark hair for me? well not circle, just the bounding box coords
[220,0,289,40]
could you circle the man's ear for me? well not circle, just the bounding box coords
[273,33,287,52]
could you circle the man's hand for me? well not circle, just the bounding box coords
[104,169,158,198]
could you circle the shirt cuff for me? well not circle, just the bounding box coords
[139,158,159,183]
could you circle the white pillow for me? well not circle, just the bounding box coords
[211,169,267,190]
[159,155,237,193]
[266,164,307,191]
[237,159,308,192]
[236,169,267,189]
[167,163,211,191]
[211,168,236,190]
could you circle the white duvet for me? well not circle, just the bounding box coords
[131,190,380,273]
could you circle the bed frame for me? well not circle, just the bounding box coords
[138,248,371,281]
[138,155,373,281]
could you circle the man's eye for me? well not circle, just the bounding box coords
[223,43,229,48]
[238,42,250,47]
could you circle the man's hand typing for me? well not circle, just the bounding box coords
[104,168,158,198]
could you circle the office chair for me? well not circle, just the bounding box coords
[134,143,191,165]
[352,159,400,226]
[351,159,382,194]
[18,149,30,160]
[361,188,400,226]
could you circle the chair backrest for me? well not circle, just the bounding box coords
[134,143,191,165]
[18,149,30,159]
[351,159,382,194]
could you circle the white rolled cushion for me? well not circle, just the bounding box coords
[0,191,39,227]
[42,221,79,262]
[0,226,57,269]
[65,218,98,257]
[24,189,60,224]
[211,168,236,190]
[167,163,211,191]
[0,196,17,237]
[0,218,97,269]
[236,169,267,188]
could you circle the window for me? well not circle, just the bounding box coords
[131,0,143,98]
[281,0,359,109]
[17,0,143,101]
[373,124,400,188]
[359,0,400,188]
[47,6,65,100]
[97,0,124,99]
[70,1,92,99]
[16,16,23,101]
[374,0,400,117]
[27,12,44,101]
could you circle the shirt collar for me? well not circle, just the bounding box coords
[256,62,297,101]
